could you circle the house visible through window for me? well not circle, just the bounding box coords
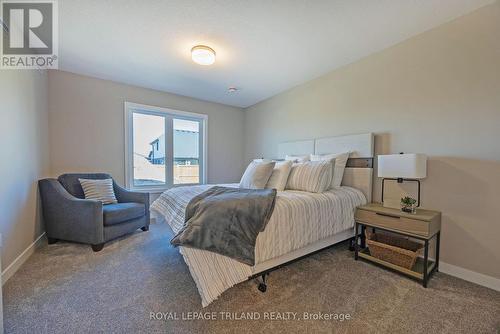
[125,102,207,191]
[173,118,200,184]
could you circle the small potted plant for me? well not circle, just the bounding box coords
[401,196,417,214]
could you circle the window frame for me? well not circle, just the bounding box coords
[124,102,208,192]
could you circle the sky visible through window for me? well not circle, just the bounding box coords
[133,114,199,157]
[174,118,199,132]
[133,113,164,158]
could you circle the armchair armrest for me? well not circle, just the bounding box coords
[113,182,149,205]
[38,179,104,244]
[113,182,150,227]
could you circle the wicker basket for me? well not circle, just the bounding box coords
[365,231,424,269]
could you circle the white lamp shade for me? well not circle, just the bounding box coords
[378,154,427,179]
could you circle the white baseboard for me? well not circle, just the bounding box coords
[1,232,46,286]
[439,261,500,292]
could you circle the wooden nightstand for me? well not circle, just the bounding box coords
[354,203,441,287]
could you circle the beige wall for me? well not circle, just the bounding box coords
[0,71,50,271]
[48,71,245,185]
[244,3,500,279]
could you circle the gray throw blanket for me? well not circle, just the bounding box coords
[170,186,277,266]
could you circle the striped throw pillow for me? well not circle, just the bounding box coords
[79,178,118,204]
[265,160,293,191]
[285,160,333,193]
[311,152,350,188]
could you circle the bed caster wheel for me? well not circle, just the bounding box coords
[141,226,149,231]
[257,273,268,292]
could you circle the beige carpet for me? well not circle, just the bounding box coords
[3,222,499,334]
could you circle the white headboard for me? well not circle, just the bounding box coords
[277,133,374,202]
[315,133,374,158]
[277,139,315,158]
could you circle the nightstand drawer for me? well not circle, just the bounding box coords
[355,209,432,237]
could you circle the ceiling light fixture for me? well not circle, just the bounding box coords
[228,87,238,93]
[191,45,216,66]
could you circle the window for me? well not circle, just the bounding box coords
[125,102,207,191]
[173,118,200,185]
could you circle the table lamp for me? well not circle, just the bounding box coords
[378,153,427,207]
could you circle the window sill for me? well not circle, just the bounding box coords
[129,183,203,194]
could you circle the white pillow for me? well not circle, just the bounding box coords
[253,158,273,163]
[265,160,293,191]
[79,178,118,204]
[239,160,276,189]
[285,155,310,163]
[285,160,332,193]
[310,152,350,188]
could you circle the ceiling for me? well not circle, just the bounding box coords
[59,0,493,108]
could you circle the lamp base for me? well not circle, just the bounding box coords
[383,198,402,210]
[381,178,421,207]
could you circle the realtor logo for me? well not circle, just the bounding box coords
[1,0,58,69]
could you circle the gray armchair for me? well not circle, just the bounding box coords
[38,173,150,252]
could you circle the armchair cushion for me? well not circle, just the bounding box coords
[103,202,146,226]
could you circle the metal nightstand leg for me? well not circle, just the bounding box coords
[423,239,429,288]
[435,232,441,272]
[354,222,359,260]
[360,225,366,249]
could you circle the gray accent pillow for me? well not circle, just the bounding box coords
[239,160,276,189]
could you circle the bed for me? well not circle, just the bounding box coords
[151,133,374,306]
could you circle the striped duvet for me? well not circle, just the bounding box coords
[151,184,366,306]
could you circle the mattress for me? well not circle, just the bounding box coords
[151,184,366,306]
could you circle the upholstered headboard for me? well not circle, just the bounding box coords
[277,133,374,202]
